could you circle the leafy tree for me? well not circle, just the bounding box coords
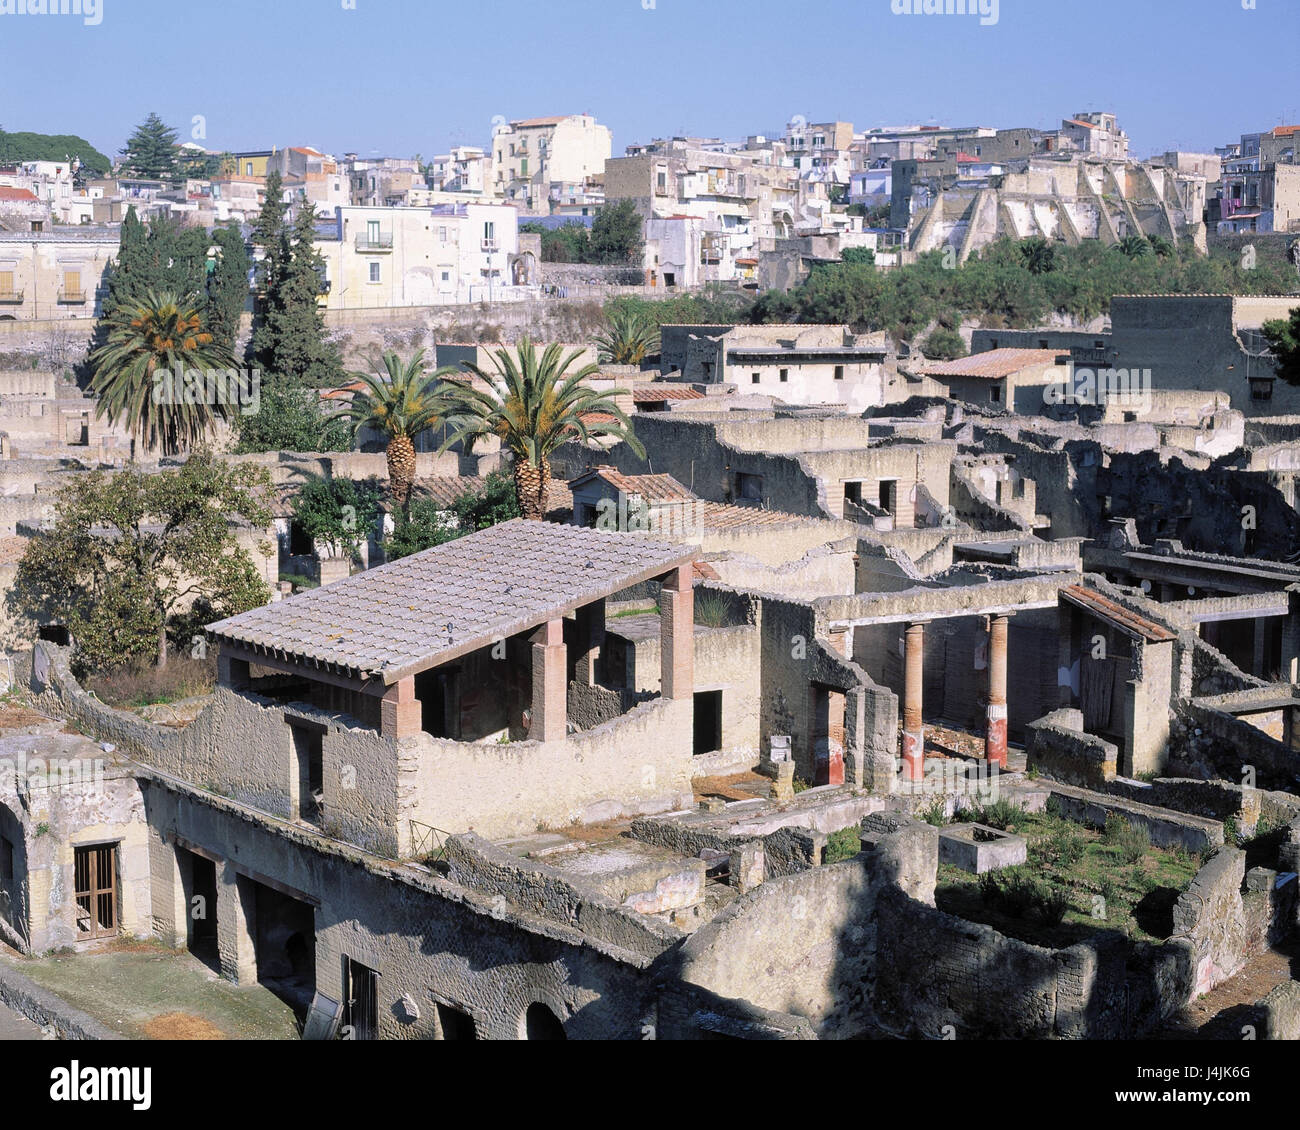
[920,328,967,361]
[594,307,660,364]
[1148,234,1174,259]
[540,223,590,263]
[233,382,349,454]
[291,477,383,558]
[89,288,238,456]
[12,454,272,673]
[330,349,455,512]
[840,247,876,266]
[0,126,112,177]
[441,340,645,520]
[249,201,342,388]
[588,200,643,265]
[205,222,251,355]
[119,113,181,182]
[1262,306,1300,386]
[385,471,520,560]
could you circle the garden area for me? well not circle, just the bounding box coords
[932,797,1203,948]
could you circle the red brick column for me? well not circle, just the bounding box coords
[901,622,925,782]
[380,676,421,740]
[985,614,1010,767]
[660,566,694,701]
[531,618,567,742]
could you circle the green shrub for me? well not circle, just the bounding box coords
[918,797,947,827]
[1034,883,1072,926]
[1105,815,1150,864]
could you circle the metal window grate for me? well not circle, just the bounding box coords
[74,844,118,939]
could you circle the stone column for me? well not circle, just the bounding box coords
[1280,586,1300,684]
[216,864,257,986]
[985,614,1010,768]
[659,566,694,701]
[531,618,567,742]
[574,598,605,686]
[380,676,421,740]
[901,622,925,782]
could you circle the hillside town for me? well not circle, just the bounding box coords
[1,5,1300,1081]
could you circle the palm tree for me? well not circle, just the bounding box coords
[1115,234,1152,260]
[1148,234,1174,259]
[440,339,646,520]
[331,348,456,512]
[594,306,661,365]
[1019,237,1056,276]
[89,288,237,456]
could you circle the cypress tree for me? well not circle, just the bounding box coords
[249,203,341,388]
[205,223,252,356]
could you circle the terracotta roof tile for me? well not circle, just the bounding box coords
[915,347,1069,380]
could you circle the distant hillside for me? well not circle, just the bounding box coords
[0,130,113,177]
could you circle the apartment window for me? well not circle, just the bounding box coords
[368,261,380,283]
[439,226,447,241]
[245,161,253,175]
[520,158,528,176]
[483,221,495,243]
[751,372,761,384]
[779,368,789,383]
[834,365,844,381]
[441,271,450,282]
[657,171,667,192]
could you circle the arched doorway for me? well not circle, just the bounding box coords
[524,1002,566,1040]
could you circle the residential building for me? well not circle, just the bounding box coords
[427,146,494,196]
[491,114,612,214]
[313,202,531,309]
[0,227,118,321]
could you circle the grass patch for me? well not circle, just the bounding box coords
[935,806,1201,947]
[86,655,216,709]
[824,825,862,864]
[609,605,659,619]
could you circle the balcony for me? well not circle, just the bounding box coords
[354,232,393,252]
[481,239,499,252]
[57,289,87,305]
[0,289,23,305]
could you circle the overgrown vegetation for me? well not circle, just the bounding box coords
[11,455,273,676]
[86,655,216,709]
[746,237,1300,342]
[936,803,1201,947]
[384,470,520,560]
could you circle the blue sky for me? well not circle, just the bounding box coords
[2,0,1298,161]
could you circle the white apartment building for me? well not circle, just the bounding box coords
[491,114,612,214]
[313,203,534,309]
[428,147,494,196]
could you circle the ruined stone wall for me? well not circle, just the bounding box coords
[1025,708,1118,788]
[402,696,696,841]
[142,778,666,1040]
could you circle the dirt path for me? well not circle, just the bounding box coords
[1158,940,1298,1039]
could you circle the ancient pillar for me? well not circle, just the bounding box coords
[531,618,567,742]
[901,622,925,782]
[216,864,257,985]
[574,598,605,686]
[985,614,1010,768]
[380,676,421,740]
[659,566,694,701]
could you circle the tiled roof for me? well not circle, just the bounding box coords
[632,386,706,404]
[512,116,567,128]
[208,518,697,683]
[915,348,1069,380]
[0,187,40,202]
[570,465,695,502]
[696,502,816,530]
[1061,584,1176,643]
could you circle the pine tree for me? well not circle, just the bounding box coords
[102,206,147,316]
[205,223,251,355]
[252,169,286,251]
[119,113,180,182]
[250,203,342,388]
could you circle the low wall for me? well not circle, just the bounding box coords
[1045,780,1225,852]
[0,959,121,1040]
[1025,709,1117,789]
[404,696,696,840]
